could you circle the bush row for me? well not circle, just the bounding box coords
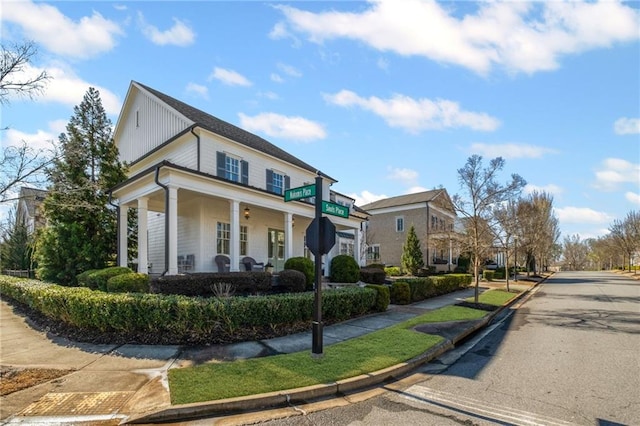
[151,272,272,296]
[390,274,472,305]
[0,276,378,344]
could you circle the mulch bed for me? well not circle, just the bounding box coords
[454,301,500,311]
[0,366,72,396]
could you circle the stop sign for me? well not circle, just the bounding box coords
[305,217,336,256]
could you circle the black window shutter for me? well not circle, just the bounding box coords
[241,160,249,185]
[216,152,226,178]
[266,169,274,193]
[284,175,290,190]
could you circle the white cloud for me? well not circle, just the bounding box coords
[324,90,499,133]
[406,186,428,194]
[377,57,390,71]
[387,167,419,186]
[347,190,387,207]
[5,62,121,115]
[524,183,563,197]
[626,192,640,205]
[137,12,195,46]
[0,124,59,152]
[46,65,121,115]
[238,112,326,142]
[594,158,640,191]
[1,0,123,59]
[275,1,640,75]
[185,82,209,99]
[271,73,285,83]
[209,67,252,87]
[470,143,557,159]
[258,91,279,100]
[614,117,640,135]
[277,63,302,78]
[555,206,613,224]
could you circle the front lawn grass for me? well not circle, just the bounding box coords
[169,305,487,404]
[469,288,522,306]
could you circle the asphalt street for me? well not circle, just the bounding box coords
[260,271,640,426]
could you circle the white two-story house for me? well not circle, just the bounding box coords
[110,81,368,276]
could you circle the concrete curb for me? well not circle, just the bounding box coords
[125,277,549,425]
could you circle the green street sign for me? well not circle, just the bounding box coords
[322,201,349,218]
[284,184,315,202]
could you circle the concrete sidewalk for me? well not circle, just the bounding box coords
[0,280,538,425]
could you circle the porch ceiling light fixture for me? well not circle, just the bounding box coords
[244,207,250,220]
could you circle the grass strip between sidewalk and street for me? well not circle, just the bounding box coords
[169,304,494,405]
[466,288,522,306]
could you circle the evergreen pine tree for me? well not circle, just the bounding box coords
[0,210,33,271]
[401,224,424,276]
[36,87,127,284]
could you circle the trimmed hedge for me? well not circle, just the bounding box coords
[284,257,314,290]
[277,269,306,293]
[395,274,472,303]
[365,284,390,312]
[85,267,133,291]
[359,267,386,284]
[390,281,411,305]
[384,266,402,277]
[0,276,377,344]
[107,272,150,293]
[483,270,495,282]
[151,272,272,297]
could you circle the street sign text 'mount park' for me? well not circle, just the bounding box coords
[284,184,315,202]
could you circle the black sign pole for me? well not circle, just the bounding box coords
[312,174,323,357]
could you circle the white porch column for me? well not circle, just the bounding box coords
[137,197,148,274]
[285,212,293,259]
[118,205,128,267]
[230,200,240,271]
[167,186,178,275]
[354,227,362,266]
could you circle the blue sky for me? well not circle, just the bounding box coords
[1,0,639,241]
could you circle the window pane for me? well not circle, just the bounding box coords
[272,172,284,195]
[217,222,230,255]
[226,156,239,182]
[240,225,247,256]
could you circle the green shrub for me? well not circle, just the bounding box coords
[106,272,150,293]
[384,266,402,277]
[483,270,495,281]
[86,266,133,291]
[359,267,386,284]
[76,269,100,288]
[277,269,306,293]
[152,272,272,297]
[390,282,411,305]
[367,263,386,270]
[330,255,360,283]
[365,284,390,312]
[284,257,314,290]
[0,276,377,345]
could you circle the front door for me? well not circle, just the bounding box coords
[267,229,285,272]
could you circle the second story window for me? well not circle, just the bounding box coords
[396,216,404,232]
[266,169,290,195]
[217,152,248,184]
[226,156,239,181]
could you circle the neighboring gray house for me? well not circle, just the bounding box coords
[15,187,47,235]
[110,81,368,275]
[361,189,460,272]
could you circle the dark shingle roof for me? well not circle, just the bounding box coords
[134,81,332,180]
[360,189,444,211]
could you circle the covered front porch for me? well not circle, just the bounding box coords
[112,164,363,276]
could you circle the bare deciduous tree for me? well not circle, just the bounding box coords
[1,40,50,105]
[0,140,52,202]
[452,155,526,302]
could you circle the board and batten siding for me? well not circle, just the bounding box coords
[117,89,193,165]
